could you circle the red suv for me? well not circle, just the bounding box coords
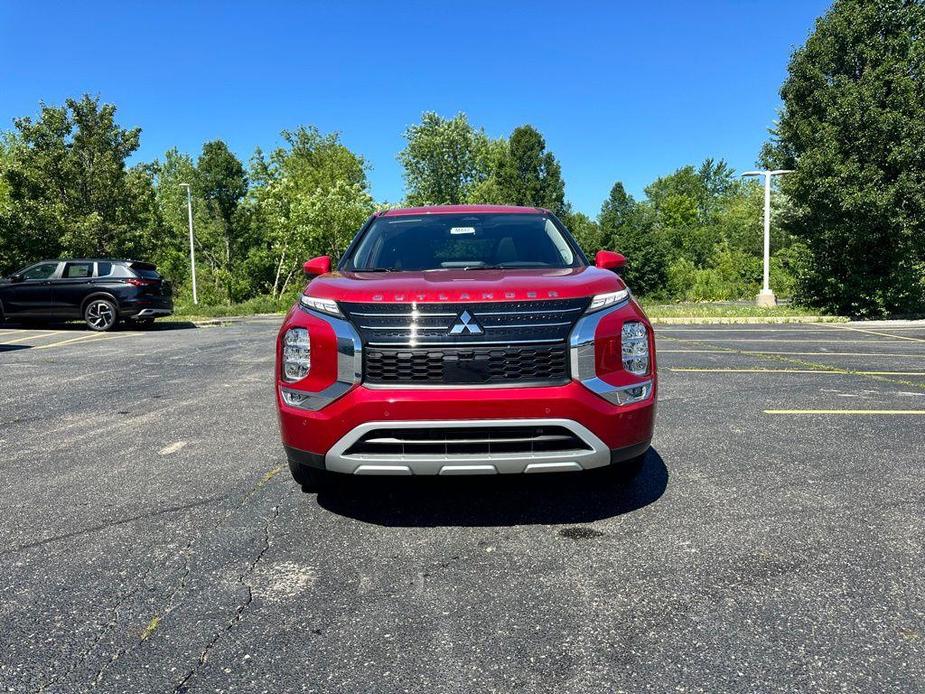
[275,205,656,489]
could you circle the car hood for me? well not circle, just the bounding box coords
[304,266,625,304]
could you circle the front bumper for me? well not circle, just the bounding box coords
[278,381,655,475]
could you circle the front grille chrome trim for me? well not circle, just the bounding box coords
[366,338,565,348]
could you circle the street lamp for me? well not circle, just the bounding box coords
[179,183,198,305]
[741,169,793,307]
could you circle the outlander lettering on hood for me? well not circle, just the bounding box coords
[275,205,657,491]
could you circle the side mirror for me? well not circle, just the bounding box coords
[9,273,24,283]
[594,250,626,273]
[303,256,332,277]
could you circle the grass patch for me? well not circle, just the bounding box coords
[640,300,839,320]
[173,294,293,318]
[140,615,161,641]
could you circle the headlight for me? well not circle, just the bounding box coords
[622,321,649,375]
[282,328,310,381]
[586,289,629,313]
[300,294,342,317]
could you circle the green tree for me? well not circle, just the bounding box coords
[197,140,247,267]
[563,211,602,256]
[764,0,925,316]
[246,127,374,298]
[598,182,669,296]
[152,149,222,301]
[399,112,493,205]
[1,95,161,271]
[496,125,567,216]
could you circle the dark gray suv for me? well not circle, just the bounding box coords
[0,259,173,331]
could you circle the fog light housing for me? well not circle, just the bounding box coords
[622,321,649,375]
[602,381,653,406]
[280,387,315,408]
[282,328,310,382]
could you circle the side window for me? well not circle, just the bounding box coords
[97,262,113,277]
[109,264,134,278]
[22,263,59,280]
[63,262,93,279]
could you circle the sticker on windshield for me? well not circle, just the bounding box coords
[450,226,476,234]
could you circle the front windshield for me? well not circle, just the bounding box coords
[345,213,584,272]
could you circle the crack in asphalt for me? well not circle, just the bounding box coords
[172,505,280,693]
[0,495,232,557]
[90,537,197,688]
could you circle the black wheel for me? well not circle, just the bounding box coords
[288,459,328,492]
[84,299,118,332]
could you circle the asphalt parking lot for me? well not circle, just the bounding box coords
[1,319,923,693]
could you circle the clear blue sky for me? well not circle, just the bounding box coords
[0,1,830,215]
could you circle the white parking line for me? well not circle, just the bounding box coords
[822,323,925,343]
[158,441,188,456]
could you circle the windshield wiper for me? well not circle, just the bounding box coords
[355,267,396,273]
[462,264,506,271]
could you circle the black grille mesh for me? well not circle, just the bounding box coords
[365,345,569,386]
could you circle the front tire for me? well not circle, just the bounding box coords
[84,299,118,332]
[608,452,646,482]
[288,459,329,492]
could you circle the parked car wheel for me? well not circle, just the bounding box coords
[84,299,118,331]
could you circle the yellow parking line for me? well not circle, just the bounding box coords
[765,409,925,415]
[32,332,136,350]
[671,367,837,373]
[659,350,925,357]
[824,324,925,343]
[662,338,912,343]
[0,330,67,345]
[669,367,925,375]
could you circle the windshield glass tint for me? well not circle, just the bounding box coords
[348,214,580,271]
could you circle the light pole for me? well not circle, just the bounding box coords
[741,169,793,307]
[179,183,198,305]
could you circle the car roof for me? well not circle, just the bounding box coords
[378,204,548,217]
[36,258,137,264]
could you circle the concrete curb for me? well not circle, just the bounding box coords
[168,313,285,327]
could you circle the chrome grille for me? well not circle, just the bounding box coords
[339,298,590,347]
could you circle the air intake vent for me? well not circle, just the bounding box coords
[343,425,592,457]
[365,345,569,386]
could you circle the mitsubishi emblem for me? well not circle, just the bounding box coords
[449,310,483,335]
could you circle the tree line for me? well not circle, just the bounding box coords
[0,0,921,316]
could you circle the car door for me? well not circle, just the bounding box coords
[52,261,96,318]
[1,262,61,317]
